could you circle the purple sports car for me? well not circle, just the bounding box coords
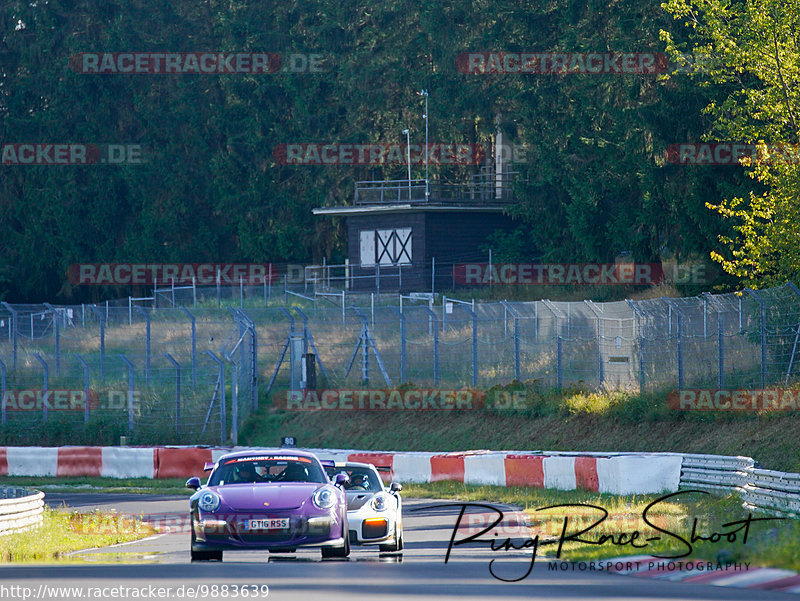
[186,449,350,561]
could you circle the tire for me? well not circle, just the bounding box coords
[322,517,350,558]
[191,524,223,561]
[379,525,403,553]
[191,548,223,561]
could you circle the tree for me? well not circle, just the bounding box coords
[661,0,800,287]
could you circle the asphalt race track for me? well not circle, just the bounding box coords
[0,494,791,601]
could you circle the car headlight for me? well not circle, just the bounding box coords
[371,493,389,512]
[198,491,221,512]
[313,487,337,509]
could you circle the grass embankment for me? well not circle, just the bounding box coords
[403,481,800,572]
[0,476,191,495]
[0,508,155,562]
[240,383,800,472]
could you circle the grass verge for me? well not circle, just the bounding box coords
[404,481,800,572]
[0,477,192,495]
[0,508,155,562]
[241,382,800,472]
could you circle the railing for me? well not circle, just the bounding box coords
[679,454,800,516]
[354,174,518,205]
[0,487,45,535]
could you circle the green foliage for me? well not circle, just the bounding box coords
[0,0,762,302]
[661,0,800,287]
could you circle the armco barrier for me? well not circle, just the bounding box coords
[679,453,800,516]
[0,487,44,535]
[1,446,796,513]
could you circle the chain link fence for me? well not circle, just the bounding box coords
[2,283,800,445]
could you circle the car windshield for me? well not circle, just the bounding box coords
[324,466,383,492]
[209,455,327,486]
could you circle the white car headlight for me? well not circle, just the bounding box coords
[198,491,221,512]
[371,493,389,512]
[313,487,336,509]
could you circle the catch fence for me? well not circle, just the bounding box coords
[1,283,799,445]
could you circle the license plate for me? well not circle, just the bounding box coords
[244,518,289,530]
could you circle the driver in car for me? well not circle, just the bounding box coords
[277,462,309,482]
[233,462,262,483]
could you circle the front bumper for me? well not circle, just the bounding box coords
[192,511,345,550]
[347,513,397,545]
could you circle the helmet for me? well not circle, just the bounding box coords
[234,462,258,483]
[280,462,308,482]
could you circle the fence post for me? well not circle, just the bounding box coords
[626,300,646,391]
[293,307,328,382]
[458,305,479,387]
[421,305,439,385]
[502,302,520,380]
[120,355,135,432]
[33,353,48,422]
[542,300,563,387]
[217,268,222,309]
[165,353,181,438]
[703,292,725,388]
[584,300,604,386]
[134,306,151,386]
[180,307,197,387]
[746,289,767,388]
[237,310,258,411]
[431,257,435,294]
[44,303,60,377]
[88,305,106,382]
[556,335,563,388]
[663,299,683,389]
[206,350,227,445]
[1,302,17,370]
[361,326,369,384]
[785,283,800,384]
[0,358,5,425]
[391,308,406,383]
[225,353,239,446]
[74,354,90,424]
[193,276,197,308]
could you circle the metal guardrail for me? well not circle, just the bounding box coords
[0,487,45,535]
[679,454,800,516]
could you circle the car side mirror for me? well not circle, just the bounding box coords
[390,482,402,492]
[334,473,350,487]
[186,477,201,490]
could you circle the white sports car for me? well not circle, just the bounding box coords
[322,461,403,552]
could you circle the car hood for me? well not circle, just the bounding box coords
[214,483,324,511]
[346,492,374,511]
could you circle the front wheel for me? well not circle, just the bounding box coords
[191,548,223,561]
[322,517,350,559]
[321,534,350,558]
[191,526,223,561]
[379,525,403,553]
